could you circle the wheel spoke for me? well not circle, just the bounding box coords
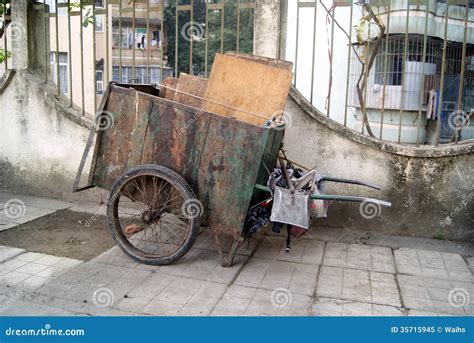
[112,171,196,259]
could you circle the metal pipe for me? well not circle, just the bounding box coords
[294,0,300,86]
[92,1,97,113]
[105,0,109,86]
[343,2,353,127]
[205,2,208,76]
[132,0,136,81]
[68,0,73,106]
[397,1,410,143]
[415,0,429,145]
[434,4,449,146]
[146,0,150,83]
[379,2,391,140]
[327,5,335,117]
[454,1,469,143]
[55,0,60,95]
[119,0,123,81]
[44,1,48,83]
[310,1,317,104]
[80,3,85,115]
[3,1,7,70]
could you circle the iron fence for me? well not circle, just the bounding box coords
[0,0,255,117]
[282,0,474,145]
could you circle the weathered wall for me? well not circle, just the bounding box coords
[0,70,91,199]
[284,88,474,241]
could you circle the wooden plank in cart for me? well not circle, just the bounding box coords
[203,53,293,126]
[174,73,208,109]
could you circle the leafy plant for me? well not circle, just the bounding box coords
[69,0,94,28]
[0,48,10,63]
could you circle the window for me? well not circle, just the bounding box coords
[96,70,104,94]
[44,0,67,15]
[136,28,147,49]
[112,66,120,83]
[50,52,68,95]
[95,15,104,32]
[150,67,160,84]
[151,31,161,48]
[374,54,403,86]
[112,27,135,49]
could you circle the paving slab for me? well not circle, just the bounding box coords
[323,242,395,273]
[0,246,25,263]
[0,192,72,231]
[394,248,474,282]
[313,298,404,316]
[316,266,401,307]
[398,274,473,316]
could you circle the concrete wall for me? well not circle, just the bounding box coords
[0,70,92,199]
[284,87,474,241]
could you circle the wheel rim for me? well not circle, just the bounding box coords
[111,172,195,259]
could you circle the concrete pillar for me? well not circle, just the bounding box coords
[253,0,281,59]
[28,2,50,70]
[11,0,29,70]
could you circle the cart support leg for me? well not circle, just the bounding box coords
[221,238,242,268]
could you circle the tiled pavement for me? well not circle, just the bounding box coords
[0,229,472,317]
[0,192,71,231]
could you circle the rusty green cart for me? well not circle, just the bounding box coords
[74,83,284,267]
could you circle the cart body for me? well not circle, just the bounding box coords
[79,83,283,243]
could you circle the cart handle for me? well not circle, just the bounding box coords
[254,184,391,207]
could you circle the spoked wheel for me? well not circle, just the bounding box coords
[107,165,201,265]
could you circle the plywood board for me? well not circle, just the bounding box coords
[160,77,178,100]
[203,53,293,126]
[225,52,293,72]
[174,73,208,109]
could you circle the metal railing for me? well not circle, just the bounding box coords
[282,0,474,145]
[0,0,255,117]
